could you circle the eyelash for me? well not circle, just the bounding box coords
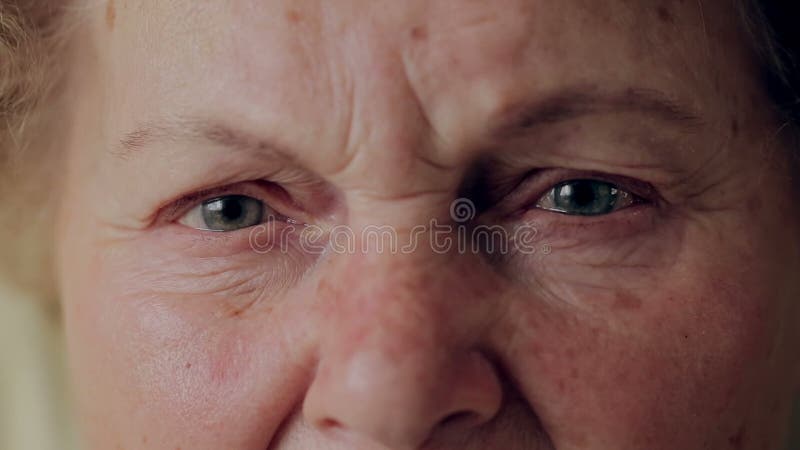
[499,169,662,240]
[156,181,296,227]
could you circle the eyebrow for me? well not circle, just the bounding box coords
[489,86,704,139]
[115,118,295,162]
[114,86,703,159]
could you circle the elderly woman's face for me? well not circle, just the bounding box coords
[56,1,800,449]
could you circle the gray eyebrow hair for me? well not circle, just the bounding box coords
[489,86,704,139]
[114,85,704,159]
[114,117,296,161]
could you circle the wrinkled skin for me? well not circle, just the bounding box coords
[55,0,800,449]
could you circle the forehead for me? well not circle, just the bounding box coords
[92,0,749,169]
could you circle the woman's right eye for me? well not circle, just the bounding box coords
[179,195,274,232]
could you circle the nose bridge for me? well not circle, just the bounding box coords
[320,249,460,354]
[304,248,504,448]
[324,254,453,410]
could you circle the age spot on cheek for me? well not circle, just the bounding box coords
[728,423,747,449]
[613,292,643,311]
[106,0,116,30]
[410,25,428,41]
[286,9,303,24]
[656,5,674,24]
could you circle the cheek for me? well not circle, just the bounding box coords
[495,226,785,449]
[60,240,316,448]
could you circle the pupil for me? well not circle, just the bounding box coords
[220,199,243,220]
[202,195,260,231]
[570,181,596,206]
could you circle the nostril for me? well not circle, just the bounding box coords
[303,347,503,448]
[318,418,342,430]
[439,411,482,428]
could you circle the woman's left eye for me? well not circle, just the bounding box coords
[179,195,272,231]
[535,179,638,216]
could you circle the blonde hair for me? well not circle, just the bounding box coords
[0,2,64,159]
[0,1,72,303]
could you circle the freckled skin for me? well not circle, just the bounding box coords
[729,424,746,449]
[411,25,428,41]
[286,9,303,25]
[656,5,674,24]
[56,1,800,450]
[105,0,115,30]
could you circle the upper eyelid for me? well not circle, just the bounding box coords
[540,172,655,197]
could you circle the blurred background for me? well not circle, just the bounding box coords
[1,284,77,450]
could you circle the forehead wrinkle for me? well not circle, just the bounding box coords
[110,0,731,200]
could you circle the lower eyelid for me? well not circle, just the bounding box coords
[519,202,660,242]
[153,220,303,258]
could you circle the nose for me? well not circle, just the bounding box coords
[302,252,503,449]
